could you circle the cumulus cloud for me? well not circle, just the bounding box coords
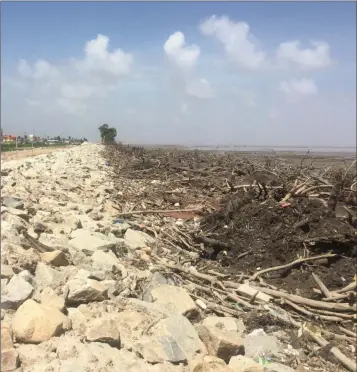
[75,34,133,78]
[164,31,213,100]
[164,31,200,69]
[276,41,332,70]
[12,34,133,115]
[18,59,60,81]
[279,78,317,95]
[200,15,266,70]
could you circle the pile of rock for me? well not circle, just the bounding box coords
[1,145,297,372]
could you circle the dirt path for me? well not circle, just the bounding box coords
[1,146,78,162]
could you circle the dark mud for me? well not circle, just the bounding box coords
[200,194,356,296]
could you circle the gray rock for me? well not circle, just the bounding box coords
[201,316,246,335]
[2,197,24,210]
[1,275,34,309]
[148,314,205,361]
[69,229,118,255]
[64,278,108,304]
[142,272,170,302]
[150,284,199,319]
[86,318,121,348]
[1,265,14,279]
[137,335,187,364]
[35,262,66,288]
[124,229,155,250]
[197,320,244,363]
[110,222,131,237]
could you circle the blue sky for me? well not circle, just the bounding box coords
[1,2,356,146]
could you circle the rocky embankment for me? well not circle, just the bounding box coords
[1,144,301,372]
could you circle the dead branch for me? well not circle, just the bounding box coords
[249,254,336,280]
[113,206,203,217]
[311,273,332,298]
[250,285,357,312]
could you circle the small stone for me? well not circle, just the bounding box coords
[150,285,198,319]
[64,278,108,304]
[149,314,205,361]
[1,327,14,350]
[12,299,71,343]
[1,275,34,310]
[202,316,246,334]
[40,287,66,312]
[191,355,234,372]
[1,349,20,372]
[136,335,187,364]
[35,262,66,288]
[2,197,24,210]
[0,266,14,279]
[124,229,155,250]
[40,250,69,267]
[86,318,121,348]
[229,355,264,372]
[69,229,117,255]
[197,319,245,363]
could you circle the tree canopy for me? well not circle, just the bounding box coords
[99,124,117,144]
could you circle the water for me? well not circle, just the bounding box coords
[187,145,356,155]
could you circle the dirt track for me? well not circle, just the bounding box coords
[1,146,76,162]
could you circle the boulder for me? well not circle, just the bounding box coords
[40,250,69,267]
[12,299,71,343]
[124,229,155,250]
[86,318,121,348]
[64,278,108,304]
[1,274,34,310]
[69,229,118,255]
[2,197,24,210]
[150,285,199,319]
[40,287,66,312]
[197,319,245,363]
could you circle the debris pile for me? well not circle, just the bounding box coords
[0,143,356,372]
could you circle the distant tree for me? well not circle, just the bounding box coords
[98,124,117,144]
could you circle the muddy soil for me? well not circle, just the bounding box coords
[200,194,356,296]
[105,144,357,299]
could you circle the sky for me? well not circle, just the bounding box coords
[1,2,356,147]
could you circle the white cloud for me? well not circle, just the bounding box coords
[12,34,133,116]
[186,78,214,99]
[18,59,60,81]
[164,31,200,68]
[276,41,332,70]
[75,34,133,78]
[200,15,266,70]
[279,78,317,95]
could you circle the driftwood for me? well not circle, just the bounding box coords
[113,207,203,217]
[251,285,356,312]
[312,272,332,298]
[304,328,357,372]
[250,254,336,280]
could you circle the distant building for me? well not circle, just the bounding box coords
[2,135,17,143]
